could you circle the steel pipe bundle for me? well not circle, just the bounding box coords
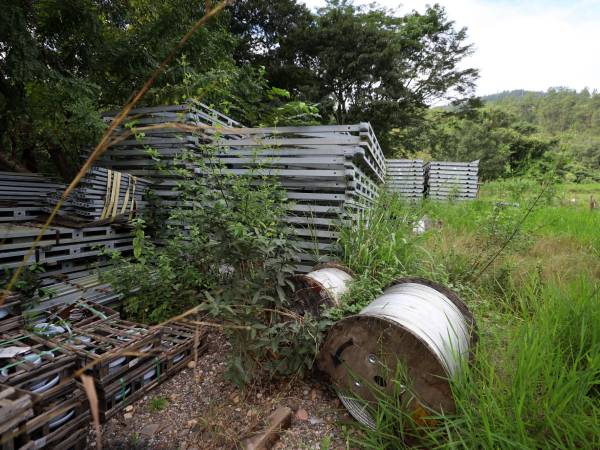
[385,159,425,199]
[318,277,477,428]
[425,160,479,200]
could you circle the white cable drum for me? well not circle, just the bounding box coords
[318,277,477,428]
[361,283,470,377]
[307,267,353,303]
[293,263,354,315]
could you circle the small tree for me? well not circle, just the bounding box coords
[103,141,328,386]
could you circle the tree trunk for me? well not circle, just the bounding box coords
[0,151,31,173]
[20,145,39,173]
[47,145,73,181]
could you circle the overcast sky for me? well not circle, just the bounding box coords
[300,0,600,96]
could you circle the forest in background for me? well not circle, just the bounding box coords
[1,0,599,182]
[408,88,600,181]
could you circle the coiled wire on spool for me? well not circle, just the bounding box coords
[318,277,477,428]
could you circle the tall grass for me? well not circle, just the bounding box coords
[338,188,600,448]
[424,181,600,249]
[437,277,600,449]
[335,192,425,315]
[339,192,423,276]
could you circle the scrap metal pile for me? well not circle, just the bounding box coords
[0,303,206,449]
[0,99,482,446]
[0,150,206,449]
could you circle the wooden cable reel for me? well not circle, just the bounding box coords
[317,277,478,428]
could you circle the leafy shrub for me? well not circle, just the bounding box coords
[102,143,327,386]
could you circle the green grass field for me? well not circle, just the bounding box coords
[337,181,600,449]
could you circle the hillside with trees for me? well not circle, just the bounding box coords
[484,88,600,173]
[394,89,600,181]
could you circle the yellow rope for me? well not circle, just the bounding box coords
[129,177,138,220]
[100,170,113,220]
[109,171,122,219]
[120,174,132,215]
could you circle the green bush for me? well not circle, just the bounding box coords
[102,143,327,387]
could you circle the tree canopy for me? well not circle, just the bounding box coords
[234,1,478,150]
[1,0,479,177]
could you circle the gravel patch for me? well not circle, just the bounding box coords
[93,332,350,449]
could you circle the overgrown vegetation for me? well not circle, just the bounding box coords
[1,0,477,175]
[399,91,600,181]
[2,1,599,447]
[348,277,600,449]
[102,143,327,387]
[485,88,600,173]
[336,184,600,449]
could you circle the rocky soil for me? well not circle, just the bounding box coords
[92,332,351,450]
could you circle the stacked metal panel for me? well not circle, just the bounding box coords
[0,172,65,206]
[385,159,425,199]
[425,160,479,200]
[96,102,243,209]
[206,124,385,271]
[0,223,133,280]
[0,172,65,222]
[25,274,123,312]
[46,167,150,221]
[97,111,386,271]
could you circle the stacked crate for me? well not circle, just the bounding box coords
[0,385,34,449]
[425,160,479,200]
[37,315,206,422]
[385,159,425,199]
[0,293,23,334]
[95,321,207,422]
[0,332,88,449]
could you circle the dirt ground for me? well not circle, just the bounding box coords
[92,332,350,450]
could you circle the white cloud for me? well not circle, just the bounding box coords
[300,0,600,96]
